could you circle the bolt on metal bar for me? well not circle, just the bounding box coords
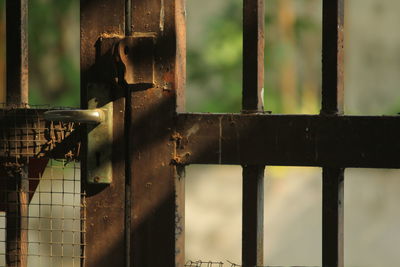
[6,0,28,106]
[321,1,345,267]
[242,0,265,266]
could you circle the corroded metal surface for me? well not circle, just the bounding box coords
[115,35,156,89]
[6,0,28,105]
[129,0,186,266]
[176,113,400,168]
[80,0,126,267]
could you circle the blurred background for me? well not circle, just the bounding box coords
[1,0,400,266]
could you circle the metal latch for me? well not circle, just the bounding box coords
[41,34,156,185]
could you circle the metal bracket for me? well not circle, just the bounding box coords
[114,34,156,90]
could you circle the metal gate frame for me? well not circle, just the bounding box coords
[81,0,400,267]
[3,0,400,267]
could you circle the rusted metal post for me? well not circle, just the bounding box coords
[322,0,345,266]
[81,0,126,267]
[5,1,29,266]
[6,0,28,105]
[5,165,29,267]
[129,0,186,266]
[242,0,265,266]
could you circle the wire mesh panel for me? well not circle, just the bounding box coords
[185,261,225,267]
[0,159,85,267]
[185,261,318,267]
[0,105,85,267]
[0,104,81,162]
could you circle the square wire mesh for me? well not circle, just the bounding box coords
[185,261,239,267]
[0,104,80,163]
[184,260,318,267]
[0,159,85,267]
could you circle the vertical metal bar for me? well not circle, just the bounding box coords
[81,1,126,267]
[242,165,264,267]
[5,1,29,262]
[242,0,265,266]
[6,0,28,105]
[5,1,29,261]
[322,168,344,267]
[122,12,133,264]
[322,0,344,115]
[322,1,345,267]
[6,165,29,267]
[243,0,264,112]
[124,2,132,267]
[129,0,185,266]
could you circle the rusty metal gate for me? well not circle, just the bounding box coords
[1,0,400,267]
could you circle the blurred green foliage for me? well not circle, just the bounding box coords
[4,0,396,115]
[1,0,322,112]
[186,0,322,113]
[187,1,244,112]
[27,0,80,107]
[0,0,80,107]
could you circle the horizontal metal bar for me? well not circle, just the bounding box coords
[176,113,400,168]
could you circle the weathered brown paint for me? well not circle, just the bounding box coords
[176,113,400,168]
[81,1,126,267]
[4,0,400,265]
[5,2,29,264]
[116,35,156,88]
[6,0,28,105]
[242,0,265,266]
[129,0,185,266]
[4,165,29,267]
